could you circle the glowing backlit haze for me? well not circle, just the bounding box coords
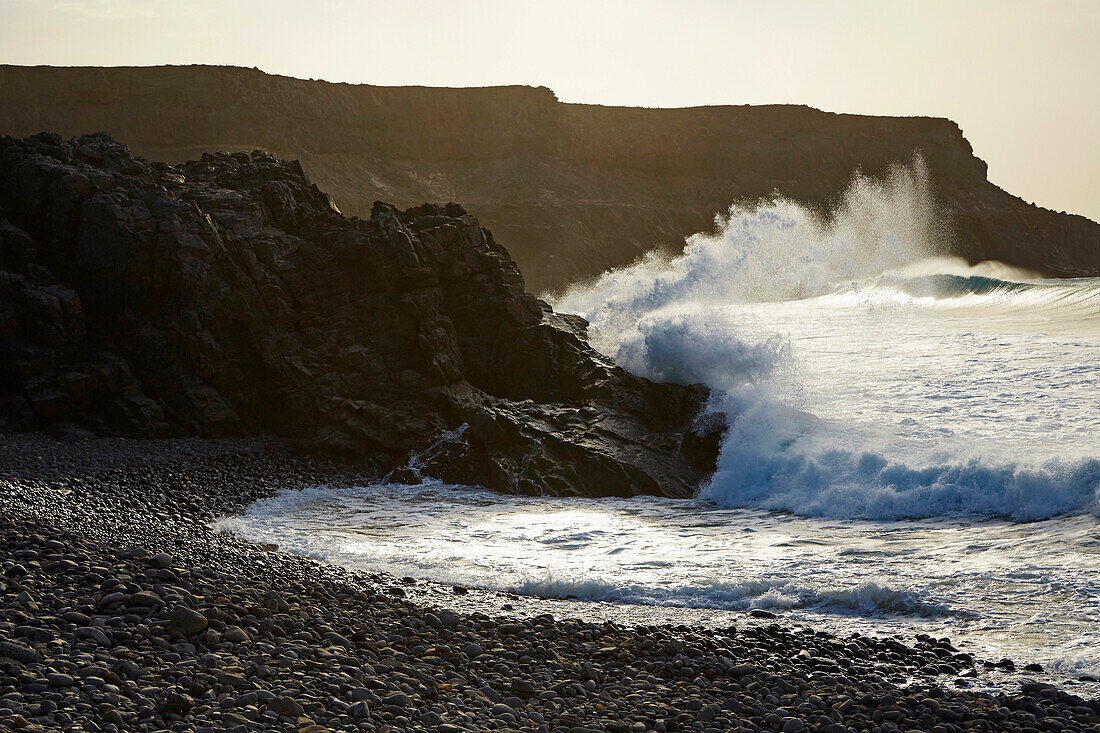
[1,0,1097,221]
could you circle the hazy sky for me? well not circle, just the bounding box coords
[2,0,1097,220]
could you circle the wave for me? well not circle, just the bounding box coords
[221,485,960,618]
[556,157,945,325]
[819,267,1100,317]
[703,433,1100,520]
[553,159,1100,522]
[694,386,1100,521]
[514,573,957,618]
[614,314,791,387]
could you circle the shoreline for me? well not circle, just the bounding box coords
[1,434,1097,733]
[216,481,1100,689]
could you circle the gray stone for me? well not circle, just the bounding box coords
[269,696,304,718]
[0,642,41,664]
[149,553,174,568]
[169,605,208,637]
[76,626,112,646]
[224,625,250,644]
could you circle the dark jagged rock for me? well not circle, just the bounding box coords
[1,64,1097,291]
[0,132,718,497]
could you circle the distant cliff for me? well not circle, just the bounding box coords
[1,65,1096,292]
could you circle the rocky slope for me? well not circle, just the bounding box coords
[1,64,1097,292]
[0,132,719,498]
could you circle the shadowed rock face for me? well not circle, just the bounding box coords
[0,133,720,497]
[1,64,1097,292]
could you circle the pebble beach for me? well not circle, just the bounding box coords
[1,435,1098,733]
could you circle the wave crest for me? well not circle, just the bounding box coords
[615,314,790,386]
[553,159,1100,522]
[700,413,1100,521]
[514,573,956,618]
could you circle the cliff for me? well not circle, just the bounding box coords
[0,133,721,498]
[1,65,1096,293]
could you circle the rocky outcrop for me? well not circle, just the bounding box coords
[1,64,1096,292]
[0,132,719,497]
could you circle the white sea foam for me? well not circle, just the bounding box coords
[514,574,954,617]
[554,159,1100,521]
[218,160,1100,686]
[700,418,1100,521]
[218,483,1100,682]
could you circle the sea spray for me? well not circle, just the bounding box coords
[556,157,945,344]
[553,160,1100,521]
[216,160,1100,682]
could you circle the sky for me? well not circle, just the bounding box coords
[2,0,1097,221]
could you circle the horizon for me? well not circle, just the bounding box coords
[1,0,1097,222]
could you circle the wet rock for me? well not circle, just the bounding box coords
[162,691,193,715]
[111,659,143,680]
[321,631,352,649]
[149,552,174,568]
[75,626,111,646]
[127,589,162,607]
[384,466,421,485]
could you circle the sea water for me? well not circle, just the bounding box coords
[218,159,1100,682]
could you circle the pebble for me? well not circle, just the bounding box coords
[223,625,250,643]
[169,605,208,636]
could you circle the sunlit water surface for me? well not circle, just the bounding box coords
[218,481,1100,683]
[221,174,1100,689]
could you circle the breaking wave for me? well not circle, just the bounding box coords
[514,575,957,618]
[554,159,1100,521]
[699,410,1100,521]
[825,267,1100,317]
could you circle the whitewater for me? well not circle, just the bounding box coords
[218,159,1100,684]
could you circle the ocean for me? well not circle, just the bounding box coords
[217,161,1099,685]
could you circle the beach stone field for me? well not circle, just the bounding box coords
[0,435,1097,733]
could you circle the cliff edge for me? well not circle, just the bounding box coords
[1,65,1096,292]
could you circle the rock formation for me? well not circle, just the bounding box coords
[1,64,1096,292]
[0,133,720,497]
